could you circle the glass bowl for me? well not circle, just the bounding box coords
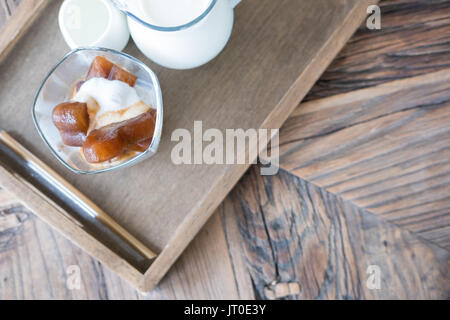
[32,47,163,174]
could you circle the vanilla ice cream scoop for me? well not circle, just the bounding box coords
[74,78,140,111]
[73,77,151,130]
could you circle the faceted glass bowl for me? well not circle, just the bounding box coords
[32,47,163,174]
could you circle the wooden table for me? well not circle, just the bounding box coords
[1,0,449,299]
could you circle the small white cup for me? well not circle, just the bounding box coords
[59,0,130,51]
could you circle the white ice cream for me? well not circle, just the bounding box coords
[74,78,140,114]
[73,77,150,130]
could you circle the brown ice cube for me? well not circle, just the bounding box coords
[83,126,127,163]
[129,139,152,152]
[108,65,137,87]
[86,56,114,80]
[86,56,138,87]
[52,102,90,147]
[82,111,156,163]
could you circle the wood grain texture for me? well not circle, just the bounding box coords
[220,166,450,299]
[279,69,450,249]
[0,0,21,28]
[0,165,145,288]
[306,0,450,101]
[0,187,247,299]
[0,0,49,64]
[0,0,373,290]
[3,0,447,300]
[0,0,22,25]
[0,131,157,261]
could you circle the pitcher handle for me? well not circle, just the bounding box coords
[230,0,242,9]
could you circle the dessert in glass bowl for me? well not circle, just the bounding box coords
[32,48,163,174]
[52,56,156,164]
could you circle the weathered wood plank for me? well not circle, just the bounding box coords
[0,2,8,28]
[279,70,450,249]
[0,0,49,64]
[0,187,247,299]
[306,0,450,100]
[220,166,449,299]
[0,0,23,27]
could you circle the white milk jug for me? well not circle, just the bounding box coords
[110,0,241,69]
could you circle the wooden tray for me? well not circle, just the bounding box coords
[0,0,374,291]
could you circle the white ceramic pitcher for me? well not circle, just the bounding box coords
[110,0,241,70]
